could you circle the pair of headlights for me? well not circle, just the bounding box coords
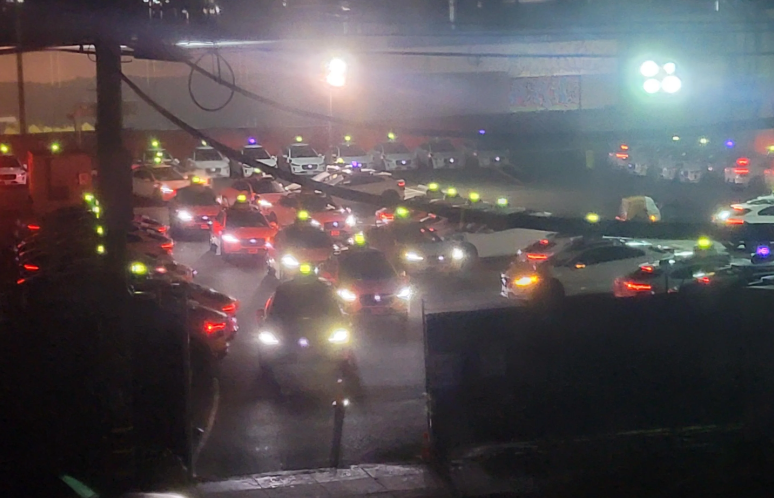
[404,247,465,262]
[336,286,412,303]
[258,328,349,346]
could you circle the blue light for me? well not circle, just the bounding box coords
[248,137,256,145]
[725,140,735,148]
[756,245,770,257]
[351,161,360,167]
[478,129,486,135]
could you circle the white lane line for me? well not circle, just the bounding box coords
[193,376,220,475]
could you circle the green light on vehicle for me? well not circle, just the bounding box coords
[50,142,61,153]
[150,139,160,148]
[295,135,303,143]
[154,156,162,164]
[353,232,366,246]
[387,132,396,140]
[496,197,509,207]
[469,191,481,203]
[297,210,310,221]
[697,236,712,250]
[299,263,313,275]
[427,182,439,192]
[130,261,148,275]
[395,206,410,218]
[83,193,95,203]
[445,187,458,198]
[96,225,104,236]
[236,193,248,203]
[585,212,600,223]
[344,135,351,142]
[0,144,9,154]
[92,205,101,217]
[96,244,105,255]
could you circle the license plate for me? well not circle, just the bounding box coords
[330,230,340,237]
[248,248,258,254]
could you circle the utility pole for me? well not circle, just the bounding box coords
[95,39,135,490]
[14,0,26,134]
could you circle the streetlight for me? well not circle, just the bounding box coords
[639,60,681,94]
[325,57,347,151]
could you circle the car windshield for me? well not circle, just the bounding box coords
[226,210,269,228]
[151,168,185,181]
[242,147,271,160]
[248,178,285,194]
[339,251,396,280]
[270,283,341,319]
[290,145,317,158]
[194,149,223,161]
[297,194,337,211]
[282,226,333,248]
[175,187,218,205]
[430,141,455,152]
[338,145,367,156]
[382,143,410,154]
[393,224,442,244]
[0,156,22,169]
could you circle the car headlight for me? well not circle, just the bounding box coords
[281,254,299,268]
[716,210,731,221]
[514,275,539,287]
[396,286,412,300]
[345,214,356,227]
[258,331,280,345]
[258,199,273,208]
[404,251,424,262]
[337,288,358,302]
[328,328,350,344]
[177,210,193,221]
[451,247,465,261]
[222,233,239,243]
[160,185,175,194]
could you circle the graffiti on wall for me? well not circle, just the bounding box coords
[509,76,580,112]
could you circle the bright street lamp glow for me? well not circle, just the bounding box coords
[640,60,660,78]
[328,58,346,74]
[643,78,661,93]
[661,75,682,93]
[326,73,346,87]
[663,62,676,74]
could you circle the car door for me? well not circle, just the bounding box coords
[132,169,154,197]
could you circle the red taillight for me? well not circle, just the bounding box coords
[222,302,238,313]
[736,157,750,167]
[397,180,405,188]
[696,276,712,285]
[732,206,747,212]
[526,253,548,261]
[204,321,227,335]
[539,239,550,245]
[161,241,174,251]
[641,265,654,273]
[734,168,749,175]
[726,218,744,225]
[23,264,39,271]
[620,144,629,151]
[26,224,40,231]
[615,153,629,160]
[16,278,25,285]
[157,226,168,233]
[624,281,652,291]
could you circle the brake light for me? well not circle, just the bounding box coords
[16,278,25,285]
[222,302,238,313]
[526,253,548,261]
[204,321,227,335]
[696,276,711,285]
[379,212,394,221]
[23,264,39,271]
[641,265,654,273]
[615,153,629,160]
[624,281,652,291]
[397,180,405,188]
[539,239,550,245]
[161,241,174,251]
[620,144,629,151]
[726,218,744,225]
[26,224,40,231]
[732,205,746,212]
[156,226,168,233]
[734,168,749,174]
[736,157,750,167]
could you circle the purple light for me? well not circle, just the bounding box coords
[248,137,256,145]
[756,245,770,257]
[351,161,360,167]
[725,140,735,148]
[478,129,486,135]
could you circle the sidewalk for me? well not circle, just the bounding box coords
[196,464,447,498]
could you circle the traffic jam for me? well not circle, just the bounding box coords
[6,133,774,396]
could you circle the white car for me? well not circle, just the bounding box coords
[713,196,774,226]
[461,140,510,168]
[132,167,190,201]
[239,144,277,177]
[0,154,27,186]
[679,166,703,183]
[310,169,404,204]
[186,146,231,180]
[501,237,672,302]
[329,143,371,168]
[283,143,325,175]
[724,164,752,187]
[370,142,415,171]
[415,140,464,169]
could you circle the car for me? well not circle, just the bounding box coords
[168,185,222,234]
[282,142,325,176]
[369,141,415,171]
[136,143,177,168]
[218,176,288,209]
[267,222,336,280]
[679,165,703,183]
[209,204,278,259]
[186,145,230,180]
[329,142,371,168]
[127,229,174,258]
[255,271,355,391]
[724,157,754,187]
[133,278,238,316]
[0,152,27,186]
[616,196,661,222]
[238,141,277,176]
[310,169,404,205]
[461,140,511,168]
[186,302,236,359]
[132,166,190,201]
[365,221,470,275]
[713,197,774,226]
[375,206,431,226]
[133,214,169,235]
[501,237,672,303]
[269,191,354,239]
[414,140,464,169]
[613,250,732,298]
[319,242,411,319]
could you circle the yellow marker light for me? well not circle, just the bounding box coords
[395,206,410,218]
[0,144,9,154]
[130,262,148,275]
[50,142,61,153]
[96,225,104,236]
[297,210,310,221]
[83,193,95,203]
[96,244,105,255]
[151,139,160,148]
[427,182,439,192]
[336,157,344,164]
[697,237,712,249]
[585,212,600,223]
[236,193,248,203]
[295,135,303,143]
[496,197,509,207]
[191,176,203,184]
[649,214,657,222]
[201,140,208,146]
[299,263,313,275]
[469,191,481,203]
[154,157,162,164]
[344,135,351,142]
[768,145,774,152]
[353,232,366,246]
[514,275,539,287]
[445,187,458,197]
[387,132,396,140]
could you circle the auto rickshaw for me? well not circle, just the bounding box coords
[617,196,661,222]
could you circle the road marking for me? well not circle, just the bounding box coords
[193,376,220,475]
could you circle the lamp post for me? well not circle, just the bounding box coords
[325,57,346,151]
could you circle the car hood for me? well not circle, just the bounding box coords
[269,316,346,341]
[290,157,324,165]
